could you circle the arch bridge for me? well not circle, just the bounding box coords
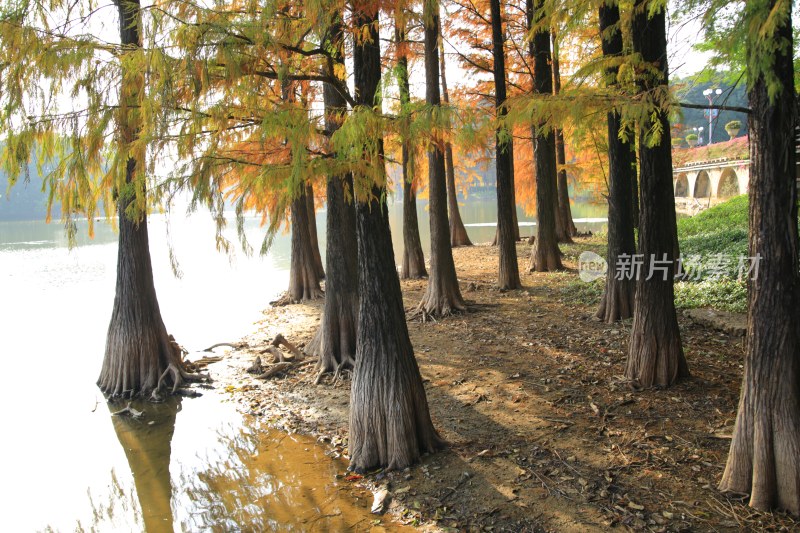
[673,158,749,213]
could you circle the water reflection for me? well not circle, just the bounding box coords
[109,399,179,533]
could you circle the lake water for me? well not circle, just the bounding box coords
[0,196,606,531]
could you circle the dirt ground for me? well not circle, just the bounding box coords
[204,236,799,532]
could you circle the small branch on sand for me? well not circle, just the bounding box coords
[255,362,294,379]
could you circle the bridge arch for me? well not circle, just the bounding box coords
[694,171,712,198]
[716,168,740,198]
[674,173,689,197]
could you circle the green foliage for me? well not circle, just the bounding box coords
[560,278,604,306]
[725,120,741,130]
[685,133,698,141]
[674,279,748,313]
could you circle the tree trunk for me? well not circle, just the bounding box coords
[349,6,443,472]
[306,15,358,375]
[630,147,640,229]
[417,0,467,318]
[626,0,688,388]
[596,1,636,323]
[288,190,323,301]
[397,21,428,280]
[97,0,187,399]
[489,0,521,289]
[719,1,800,514]
[306,183,325,280]
[552,32,576,241]
[528,0,562,272]
[439,18,472,248]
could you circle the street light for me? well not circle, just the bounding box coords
[692,126,704,146]
[702,88,723,144]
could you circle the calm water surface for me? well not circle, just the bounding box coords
[0,197,605,531]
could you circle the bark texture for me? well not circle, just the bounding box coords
[397,21,428,280]
[349,7,443,472]
[719,3,800,514]
[417,1,467,318]
[528,0,562,272]
[288,190,324,301]
[307,15,358,376]
[489,0,521,289]
[439,19,472,248]
[306,183,325,281]
[596,1,636,323]
[626,0,688,388]
[97,0,187,399]
[552,33,577,241]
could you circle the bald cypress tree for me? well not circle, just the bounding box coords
[348,3,443,471]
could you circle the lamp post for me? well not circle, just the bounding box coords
[692,126,704,146]
[702,88,722,144]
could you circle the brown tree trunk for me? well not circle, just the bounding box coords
[306,183,325,280]
[97,0,188,399]
[439,18,472,247]
[288,190,323,301]
[552,32,576,241]
[596,1,636,323]
[349,6,443,472]
[397,21,428,280]
[528,0,562,272]
[306,15,358,375]
[631,148,640,229]
[719,1,800,514]
[489,0,521,289]
[625,0,688,388]
[417,0,467,318]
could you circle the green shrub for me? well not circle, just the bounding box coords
[674,279,747,313]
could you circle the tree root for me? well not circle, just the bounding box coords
[316,353,355,385]
[259,333,305,363]
[202,342,241,352]
[111,402,144,419]
[154,362,208,399]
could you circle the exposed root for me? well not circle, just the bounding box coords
[273,333,304,361]
[154,362,208,398]
[255,362,293,379]
[202,342,241,352]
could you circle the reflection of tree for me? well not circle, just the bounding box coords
[174,424,367,531]
[109,398,180,533]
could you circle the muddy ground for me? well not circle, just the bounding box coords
[202,236,799,532]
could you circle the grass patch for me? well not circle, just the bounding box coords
[674,279,748,313]
[560,278,604,306]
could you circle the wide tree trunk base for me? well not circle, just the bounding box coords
[597,278,635,323]
[401,251,428,280]
[529,238,563,272]
[719,378,800,514]
[626,313,689,389]
[450,224,473,247]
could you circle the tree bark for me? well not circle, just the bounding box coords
[439,18,472,248]
[306,182,325,280]
[489,0,521,289]
[288,189,323,301]
[552,32,577,241]
[719,1,800,514]
[349,6,443,472]
[396,21,428,280]
[306,14,358,375]
[528,0,562,272]
[596,1,636,323]
[417,0,467,318]
[97,0,188,399]
[625,0,688,388]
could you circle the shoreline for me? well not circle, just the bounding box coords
[208,238,787,532]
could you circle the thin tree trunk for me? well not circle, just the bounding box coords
[719,1,800,514]
[349,6,443,472]
[306,14,358,375]
[98,0,188,399]
[397,21,428,280]
[439,18,472,247]
[489,0,521,289]
[306,183,325,280]
[552,32,576,240]
[288,190,323,301]
[417,0,467,318]
[596,1,636,323]
[626,0,688,388]
[528,0,562,272]
[631,145,640,229]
